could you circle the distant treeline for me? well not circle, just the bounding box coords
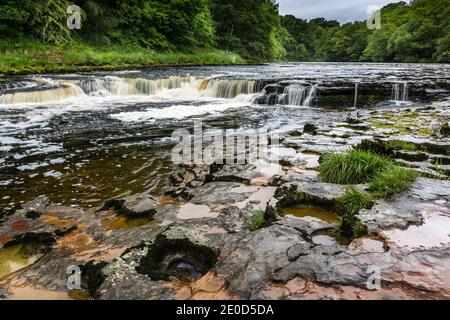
[0,0,448,62]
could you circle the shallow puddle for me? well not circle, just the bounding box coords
[311,230,350,246]
[101,214,152,230]
[0,243,45,279]
[383,212,450,250]
[177,203,219,220]
[282,205,339,224]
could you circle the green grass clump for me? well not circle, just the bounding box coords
[319,149,393,184]
[334,187,372,239]
[245,210,266,231]
[369,166,419,198]
[335,187,373,216]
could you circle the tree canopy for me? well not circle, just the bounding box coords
[0,0,448,62]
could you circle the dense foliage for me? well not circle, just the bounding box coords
[0,0,448,62]
[281,0,450,62]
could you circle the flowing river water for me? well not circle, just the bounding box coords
[1,62,450,213]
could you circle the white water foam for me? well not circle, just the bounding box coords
[110,102,249,122]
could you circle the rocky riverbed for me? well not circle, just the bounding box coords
[1,98,449,300]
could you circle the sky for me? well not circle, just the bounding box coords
[277,0,409,23]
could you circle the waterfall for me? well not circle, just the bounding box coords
[265,84,317,107]
[202,79,257,99]
[0,84,86,104]
[282,85,307,106]
[303,85,317,107]
[76,76,197,96]
[0,76,261,105]
[391,82,409,102]
[353,82,359,108]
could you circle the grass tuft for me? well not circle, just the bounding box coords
[334,187,372,239]
[319,149,393,184]
[335,187,373,216]
[369,166,419,199]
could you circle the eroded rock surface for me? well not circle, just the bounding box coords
[1,102,450,301]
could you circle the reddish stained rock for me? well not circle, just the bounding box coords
[0,236,12,246]
[10,219,29,232]
[192,272,226,293]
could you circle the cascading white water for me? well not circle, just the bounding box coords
[270,84,317,106]
[303,85,317,107]
[0,84,86,104]
[0,76,198,104]
[282,85,307,106]
[202,79,256,99]
[76,76,197,96]
[354,82,359,108]
[391,82,409,102]
[0,76,263,105]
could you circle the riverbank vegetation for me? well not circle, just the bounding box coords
[0,0,448,74]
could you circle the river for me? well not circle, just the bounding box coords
[1,62,449,213]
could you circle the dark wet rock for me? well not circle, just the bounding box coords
[430,155,450,165]
[288,130,303,137]
[346,117,363,125]
[21,196,50,219]
[422,141,450,155]
[99,193,157,219]
[136,227,218,282]
[79,261,108,297]
[357,138,394,157]
[393,150,429,162]
[303,123,318,135]
[273,182,348,208]
[348,124,371,131]
[440,123,450,137]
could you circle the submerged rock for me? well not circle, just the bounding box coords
[20,196,50,219]
[99,193,157,219]
[303,123,318,135]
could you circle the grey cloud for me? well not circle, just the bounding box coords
[277,0,408,23]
